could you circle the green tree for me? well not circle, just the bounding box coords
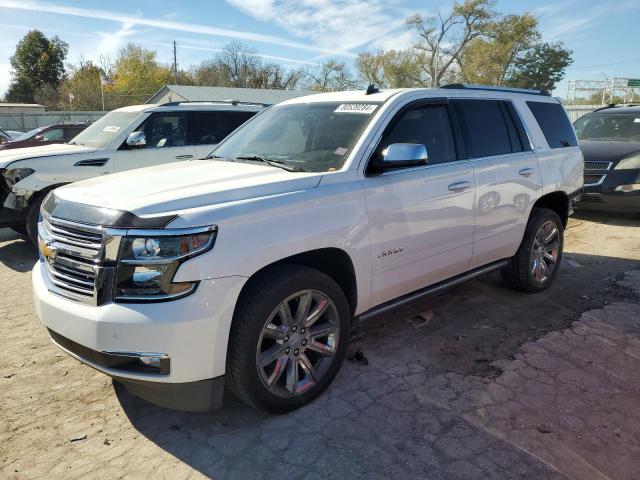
[59,61,104,110]
[459,13,539,86]
[506,42,573,92]
[110,43,173,106]
[6,29,68,104]
[356,50,422,88]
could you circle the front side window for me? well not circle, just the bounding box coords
[71,112,141,148]
[574,114,640,142]
[372,104,457,168]
[136,114,188,148]
[213,102,380,172]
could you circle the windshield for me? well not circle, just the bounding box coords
[12,127,44,142]
[212,102,381,172]
[70,111,141,148]
[574,113,640,141]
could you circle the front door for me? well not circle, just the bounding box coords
[361,100,476,307]
[114,112,195,172]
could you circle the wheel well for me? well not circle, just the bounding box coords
[532,191,569,227]
[239,248,358,315]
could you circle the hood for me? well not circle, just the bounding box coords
[0,143,98,169]
[579,140,640,164]
[55,159,323,217]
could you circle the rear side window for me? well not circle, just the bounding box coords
[374,104,457,166]
[455,100,514,158]
[189,111,256,145]
[527,101,578,148]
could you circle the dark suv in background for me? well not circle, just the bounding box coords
[574,105,640,213]
[0,122,89,150]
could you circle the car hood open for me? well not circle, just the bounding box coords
[54,159,323,217]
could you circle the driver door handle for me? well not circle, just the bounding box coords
[519,168,534,177]
[175,154,194,159]
[448,181,472,192]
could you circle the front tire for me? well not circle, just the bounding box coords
[502,208,564,293]
[26,191,48,245]
[226,265,351,413]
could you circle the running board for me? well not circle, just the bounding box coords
[356,260,510,322]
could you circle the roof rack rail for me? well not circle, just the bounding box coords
[159,100,272,107]
[440,83,551,97]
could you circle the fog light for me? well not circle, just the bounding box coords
[139,355,166,369]
[615,184,640,192]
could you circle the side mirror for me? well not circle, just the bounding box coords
[126,131,146,148]
[380,143,428,169]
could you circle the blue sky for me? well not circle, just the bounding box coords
[0,0,638,98]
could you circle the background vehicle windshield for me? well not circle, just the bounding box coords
[574,114,640,141]
[213,102,381,172]
[70,111,140,148]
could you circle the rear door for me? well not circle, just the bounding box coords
[114,112,195,172]
[189,110,257,158]
[362,98,476,307]
[453,99,542,269]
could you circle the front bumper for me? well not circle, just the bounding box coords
[32,261,247,410]
[576,190,639,212]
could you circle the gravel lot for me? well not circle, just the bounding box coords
[1,210,639,480]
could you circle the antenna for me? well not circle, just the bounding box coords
[365,84,379,95]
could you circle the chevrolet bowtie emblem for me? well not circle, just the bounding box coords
[39,239,56,262]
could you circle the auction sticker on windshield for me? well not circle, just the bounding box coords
[102,126,121,133]
[334,104,378,114]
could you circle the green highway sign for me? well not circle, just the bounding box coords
[627,79,640,87]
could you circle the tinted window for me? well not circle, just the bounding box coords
[64,127,83,142]
[527,101,578,148]
[574,113,640,142]
[136,113,188,148]
[456,100,512,157]
[374,104,456,166]
[189,111,255,145]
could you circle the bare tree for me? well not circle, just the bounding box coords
[407,0,496,87]
[303,60,360,92]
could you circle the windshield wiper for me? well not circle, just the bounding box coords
[234,155,303,172]
[202,153,225,160]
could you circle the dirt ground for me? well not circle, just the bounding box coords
[1,210,639,479]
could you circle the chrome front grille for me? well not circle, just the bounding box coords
[583,160,612,186]
[39,214,123,305]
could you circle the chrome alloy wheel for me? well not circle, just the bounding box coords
[256,290,340,397]
[530,220,560,284]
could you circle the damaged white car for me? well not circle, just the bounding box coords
[0,101,263,241]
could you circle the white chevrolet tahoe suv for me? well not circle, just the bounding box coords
[32,85,583,413]
[0,101,262,242]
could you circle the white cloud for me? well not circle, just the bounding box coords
[96,22,138,56]
[0,0,337,55]
[0,62,10,95]
[225,0,412,57]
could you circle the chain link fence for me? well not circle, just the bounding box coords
[0,111,106,132]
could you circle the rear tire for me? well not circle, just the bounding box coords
[502,208,564,293]
[226,264,351,414]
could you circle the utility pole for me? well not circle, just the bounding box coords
[173,41,178,84]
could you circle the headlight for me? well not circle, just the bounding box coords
[3,167,35,188]
[614,155,640,170]
[115,226,217,302]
